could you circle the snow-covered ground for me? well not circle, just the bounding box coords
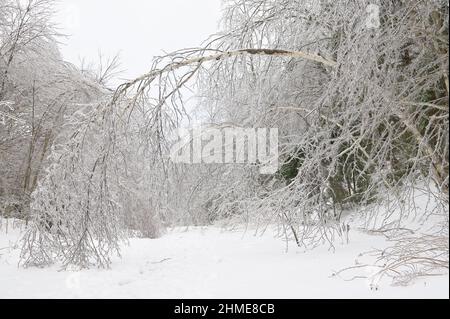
[0,218,448,299]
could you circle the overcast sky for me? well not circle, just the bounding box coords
[55,0,223,82]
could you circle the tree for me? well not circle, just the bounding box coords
[17,0,449,282]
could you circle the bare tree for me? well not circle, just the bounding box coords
[18,0,449,281]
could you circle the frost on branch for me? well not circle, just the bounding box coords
[11,0,449,281]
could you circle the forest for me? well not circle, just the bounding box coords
[0,0,448,298]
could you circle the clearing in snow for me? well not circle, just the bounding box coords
[0,218,448,299]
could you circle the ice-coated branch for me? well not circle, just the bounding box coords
[114,48,336,98]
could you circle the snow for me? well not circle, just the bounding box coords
[0,218,448,299]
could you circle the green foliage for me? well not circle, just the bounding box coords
[278,148,305,183]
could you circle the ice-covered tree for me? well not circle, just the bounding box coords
[16,0,449,282]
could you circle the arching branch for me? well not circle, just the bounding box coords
[114,48,336,100]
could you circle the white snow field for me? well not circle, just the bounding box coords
[0,218,448,299]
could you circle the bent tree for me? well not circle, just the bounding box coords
[21,0,448,285]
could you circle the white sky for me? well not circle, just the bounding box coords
[55,0,223,83]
